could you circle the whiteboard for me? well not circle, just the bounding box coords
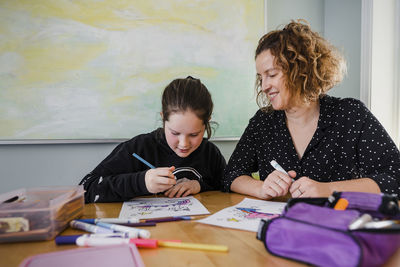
[0,0,264,143]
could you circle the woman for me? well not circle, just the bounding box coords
[223,20,400,199]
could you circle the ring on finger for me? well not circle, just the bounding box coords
[298,189,303,195]
[276,179,282,185]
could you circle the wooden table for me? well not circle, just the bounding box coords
[1,191,400,267]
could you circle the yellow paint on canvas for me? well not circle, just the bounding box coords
[18,44,107,84]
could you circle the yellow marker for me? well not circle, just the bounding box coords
[157,241,229,252]
[334,198,349,210]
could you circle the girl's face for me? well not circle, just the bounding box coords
[256,49,290,110]
[164,110,205,158]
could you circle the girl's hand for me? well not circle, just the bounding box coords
[164,178,201,198]
[259,170,296,199]
[144,166,177,193]
[289,176,331,198]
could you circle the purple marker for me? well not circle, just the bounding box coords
[145,216,192,223]
[78,218,139,224]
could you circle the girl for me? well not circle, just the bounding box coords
[80,76,226,203]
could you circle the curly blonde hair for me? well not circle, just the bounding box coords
[255,20,347,111]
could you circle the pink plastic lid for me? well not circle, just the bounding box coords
[19,244,144,267]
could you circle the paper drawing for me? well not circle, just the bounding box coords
[197,198,286,232]
[119,196,210,219]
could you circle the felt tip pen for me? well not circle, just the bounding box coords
[55,233,133,244]
[157,241,228,252]
[333,198,349,210]
[145,216,193,223]
[133,153,177,180]
[77,218,139,224]
[362,220,400,229]
[56,235,227,252]
[55,235,181,248]
[132,153,156,169]
[70,220,114,234]
[348,214,373,230]
[96,222,151,239]
[270,160,295,182]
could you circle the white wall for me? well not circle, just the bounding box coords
[370,0,399,145]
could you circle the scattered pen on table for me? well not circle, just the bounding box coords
[77,219,155,227]
[96,222,151,239]
[118,222,156,227]
[70,220,114,234]
[55,235,228,252]
[144,216,193,223]
[270,160,295,182]
[78,218,139,224]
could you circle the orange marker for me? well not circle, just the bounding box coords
[334,198,349,210]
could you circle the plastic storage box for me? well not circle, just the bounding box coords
[0,186,84,243]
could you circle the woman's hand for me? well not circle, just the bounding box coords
[259,170,296,199]
[289,176,331,198]
[144,166,177,193]
[164,178,201,198]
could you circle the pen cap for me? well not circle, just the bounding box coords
[333,198,349,210]
[76,219,95,224]
[138,229,151,239]
[55,235,80,245]
[130,239,158,248]
[348,214,373,230]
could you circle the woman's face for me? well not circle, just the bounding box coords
[164,110,205,158]
[256,49,290,110]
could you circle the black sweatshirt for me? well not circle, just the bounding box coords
[80,128,226,203]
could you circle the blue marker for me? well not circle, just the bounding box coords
[132,153,156,169]
[133,153,176,180]
[132,153,155,169]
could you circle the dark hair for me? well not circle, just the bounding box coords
[161,76,215,138]
[255,20,346,111]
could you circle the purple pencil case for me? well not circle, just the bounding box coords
[256,191,400,267]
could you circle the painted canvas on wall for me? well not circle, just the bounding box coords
[0,0,264,141]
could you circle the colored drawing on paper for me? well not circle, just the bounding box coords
[235,207,280,220]
[119,196,210,219]
[197,198,286,232]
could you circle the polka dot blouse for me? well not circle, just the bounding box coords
[223,95,400,196]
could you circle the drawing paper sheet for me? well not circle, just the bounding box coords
[197,198,286,232]
[119,196,210,219]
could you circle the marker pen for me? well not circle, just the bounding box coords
[70,220,114,234]
[348,214,372,230]
[55,235,180,248]
[362,220,400,229]
[55,235,226,252]
[333,198,349,210]
[270,160,295,182]
[78,218,139,224]
[132,153,156,169]
[145,216,192,223]
[96,222,151,239]
[133,153,176,180]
